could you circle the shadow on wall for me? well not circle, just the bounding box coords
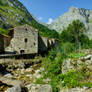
[38,36,48,55]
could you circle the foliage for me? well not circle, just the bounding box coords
[42,55,62,78]
[80,82,92,88]
[41,36,92,91]
[36,77,45,84]
[31,20,59,38]
[59,28,72,42]
[58,70,84,88]
[68,20,86,44]
[59,20,87,49]
[68,52,85,59]
[61,42,75,56]
[0,28,8,35]
[89,40,92,48]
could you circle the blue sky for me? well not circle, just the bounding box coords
[19,0,92,24]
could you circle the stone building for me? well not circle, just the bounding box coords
[0,24,57,56]
[5,24,38,54]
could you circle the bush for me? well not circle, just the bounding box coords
[42,56,62,78]
[58,70,84,88]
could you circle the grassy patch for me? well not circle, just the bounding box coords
[68,52,86,59]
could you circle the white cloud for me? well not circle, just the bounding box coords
[47,18,53,24]
[38,17,43,21]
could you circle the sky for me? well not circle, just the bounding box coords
[19,0,92,24]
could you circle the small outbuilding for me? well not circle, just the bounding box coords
[0,34,11,53]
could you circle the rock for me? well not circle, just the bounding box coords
[25,68,33,72]
[40,67,45,71]
[84,55,92,60]
[33,69,42,79]
[62,59,75,74]
[4,73,13,78]
[60,87,92,92]
[0,77,24,87]
[5,86,21,92]
[0,0,38,31]
[28,84,52,92]
[43,78,51,83]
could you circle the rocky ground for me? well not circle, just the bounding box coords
[0,50,92,92]
[0,58,52,92]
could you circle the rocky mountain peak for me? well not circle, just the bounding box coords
[70,6,90,18]
[69,6,77,12]
[48,6,92,39]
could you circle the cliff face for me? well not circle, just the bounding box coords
[0,0,35,29]
[49,6,92,39]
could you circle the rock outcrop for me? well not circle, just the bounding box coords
[49,6,92,39]
[62,54,92,74]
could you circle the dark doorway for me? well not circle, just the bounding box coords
[25,38,28,43]
[20,50,25,54]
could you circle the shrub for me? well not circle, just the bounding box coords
[58,70,84,88]
[42,56,63,78]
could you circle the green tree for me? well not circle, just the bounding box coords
[67,20,86,45]
[60,20,87,50]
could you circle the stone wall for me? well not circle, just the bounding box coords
[38,36,48,53]
[0,34,4,53]
[5,25,38,54]
[4,36,11,49]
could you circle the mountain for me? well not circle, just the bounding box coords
[0,0,34,28]
[49,6,92,39]
[0,0,58,38]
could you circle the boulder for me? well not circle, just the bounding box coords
[0,77,24,87]
[27,84,52,92]
[5,86,21,92]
